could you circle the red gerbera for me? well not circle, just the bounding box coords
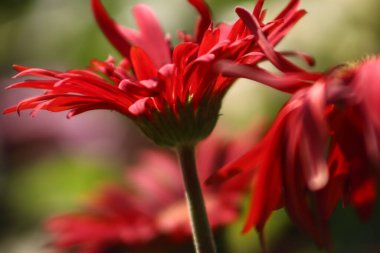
[208,56,380,249]
[45,128,260,253]
[4,0,311,146]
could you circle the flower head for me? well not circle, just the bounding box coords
[208,57,380,248]
[45,129,260,253]
[4,0,309,147]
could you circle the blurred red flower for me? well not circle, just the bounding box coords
[209,57,380,248]
[45,128,261,253]
[4,0,310,146]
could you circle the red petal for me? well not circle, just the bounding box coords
[352,57,380,131]
[187,0,212,42]
[6,80,56,90]
[253,0,265,18]
[317,143,348,220]
[330,107,377,220]
[242,145,282,233]
[274,0,301,20]
[301,81,329,191]
[267,10,306,47]
[91,0,131,58]
[198,28,220,56]
[122,4,171,67]
[282,158,329,248]
[350,177,377,220]
[280,50,316,66]
[128,97,151,116]
[13,66,59,79]
[235,7,309,73]
[206,146,259,186]
[67,103,116,118]
[130,47,157,80]
[217,61,311,93]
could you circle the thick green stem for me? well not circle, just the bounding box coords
[177,145,217,253]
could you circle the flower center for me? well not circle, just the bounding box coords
[135,97,222,147]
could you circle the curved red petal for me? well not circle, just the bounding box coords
[122,4,171,67]
[130,47,158,80]
[91,0,131,58]
[275,0,301,20]
[302,81,329,191]
[253,0,265,18]
[235,7,307,73]
[187,0,212,42]
[218,61,312,93]
[280,50,316,66]
[317,143,348,220]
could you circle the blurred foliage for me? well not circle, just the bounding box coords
[224,196,292,253]
[331,201,380,253]
[0,0,34,22]
[2,155,118,233]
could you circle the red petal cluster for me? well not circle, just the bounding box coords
[45,129,260,253]
[4,0,309,146]
[208,57,380,248]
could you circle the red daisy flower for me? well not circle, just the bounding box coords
[4,0,311,147]
[208,57,380,249]
[45,128,261,253]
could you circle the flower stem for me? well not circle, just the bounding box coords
[177,145,217,253]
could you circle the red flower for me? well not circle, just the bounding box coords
[45,129,261,253]
[4,0,310,146]
[208,57,380,248]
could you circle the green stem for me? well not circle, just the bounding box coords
[177,145,217,253]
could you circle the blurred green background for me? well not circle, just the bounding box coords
[1,0,380,252]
